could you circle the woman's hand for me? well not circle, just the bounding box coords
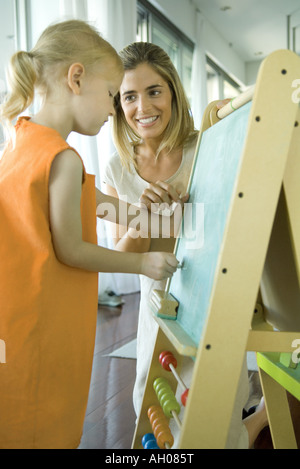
[140,181,188,212]
[216,98,231,109]
[140,251,179,280]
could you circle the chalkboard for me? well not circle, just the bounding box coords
[168,101,252,345]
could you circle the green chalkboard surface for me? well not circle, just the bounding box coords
[169,101,252,345]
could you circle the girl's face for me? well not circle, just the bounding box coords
[73,61,123,136]
[120,63,173,144]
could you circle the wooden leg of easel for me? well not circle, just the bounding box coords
[258,368,297,449]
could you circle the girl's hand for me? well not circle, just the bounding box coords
[140,181,188,212]
[140,252,179,280]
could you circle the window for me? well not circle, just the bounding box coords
[137,0,193,103]
[206,57,241,102]
[206,62,220,104]
[137,1,241,106]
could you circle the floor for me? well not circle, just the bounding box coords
[78,292,140,449]
[78,292,300,450]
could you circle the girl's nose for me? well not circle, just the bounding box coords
[109,101,116,117]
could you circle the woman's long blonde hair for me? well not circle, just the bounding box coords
[113,42,198,171]
[0,19,123,142]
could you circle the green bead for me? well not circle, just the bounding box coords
[157,388,169,401]
[162,399,181,418]
[153,377,168,391]
[159,391,173,406]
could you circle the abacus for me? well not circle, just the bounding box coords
[142,350,189,449]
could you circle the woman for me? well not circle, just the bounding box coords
[104,41,197,411]
[104,42,267,448]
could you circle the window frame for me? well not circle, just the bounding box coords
[137,0,194,93]
[206,55,242,101]
[137,0,241,104]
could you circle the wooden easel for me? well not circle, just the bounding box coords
[132,50,300,449]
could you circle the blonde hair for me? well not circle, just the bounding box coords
[113,42,197,171]
[0,19,123,141]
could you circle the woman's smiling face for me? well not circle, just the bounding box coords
[120,62,173,144]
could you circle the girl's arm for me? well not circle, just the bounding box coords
[49,150,178,280]
[101,184,151,253]
[96,184,187,239]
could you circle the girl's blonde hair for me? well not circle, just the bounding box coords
[0,19,123,140]
[113,42,198,171]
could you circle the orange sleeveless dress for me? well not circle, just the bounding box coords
[0,118,98,449]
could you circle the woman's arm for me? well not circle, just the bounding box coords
[49,150,177,280]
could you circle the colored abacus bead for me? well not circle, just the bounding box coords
[145,439,160,450]
[148,408,167,427]
[153,377,181,420]
[147,405,174,449]
[142,433,156,448]
[159,391,173,408]
[181,388,189,407]
[159,351,170,362]
[159,351,177,371]
[153,377,169,391]
[142,433,160,450]
[156,429,174,449]
[153,378,172,397]
[152,414,168,429]
[162,398,181,418]
[159,351,190,404]
[148,406,168,429]
[153,423,168,439]
[147,405,162,420]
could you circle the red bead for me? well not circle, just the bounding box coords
[159,351,171,364]
[161,353,177,371]
[181,388,189,407]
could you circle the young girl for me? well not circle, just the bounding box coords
[0,20,181,449]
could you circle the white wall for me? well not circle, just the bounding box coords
[149,0,246,86]
[245,60,262,86]
[29,0,62,48]
[0,0,16,93]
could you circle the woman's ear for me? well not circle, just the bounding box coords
[67,63,85,95]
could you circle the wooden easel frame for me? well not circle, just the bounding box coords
[132,50,300,449]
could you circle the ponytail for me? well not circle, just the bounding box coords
[1,51,36,124]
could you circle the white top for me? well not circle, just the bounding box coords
[103,140,196,204]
